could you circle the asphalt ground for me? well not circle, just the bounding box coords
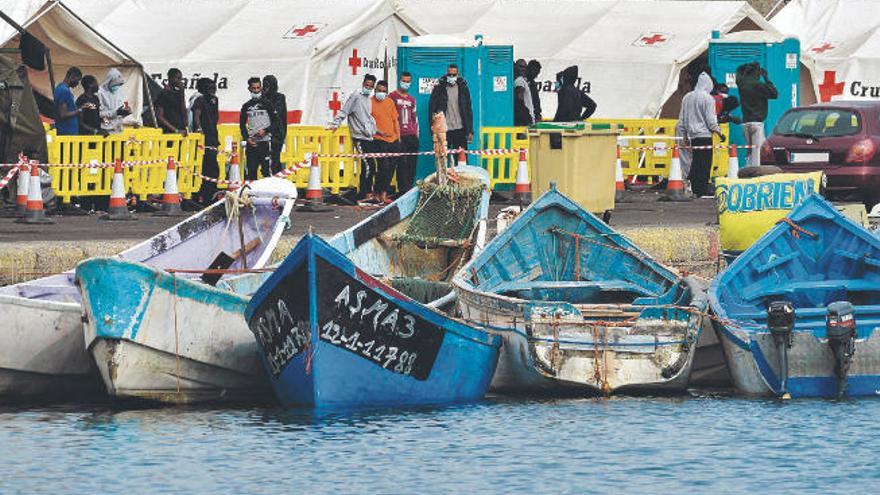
[0,190,717,243]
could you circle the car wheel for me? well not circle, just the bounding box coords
[737,165,784,179]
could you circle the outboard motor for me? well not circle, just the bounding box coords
[826,301,856,398]
[767,301,795,398]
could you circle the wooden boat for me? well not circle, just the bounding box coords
[710,194,880,398]
[245,166,501,408]
[452,184,707,395]
[75,178,296,404]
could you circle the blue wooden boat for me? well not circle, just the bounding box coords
[710,194,880,398]
[452,184,708,395]
[245,167,502,408]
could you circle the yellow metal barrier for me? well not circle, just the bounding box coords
[480,127,529,189]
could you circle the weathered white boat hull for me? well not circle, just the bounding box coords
[0,295,100,398]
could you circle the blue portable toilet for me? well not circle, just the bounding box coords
[397,35,513,180]
[709,31,800,166]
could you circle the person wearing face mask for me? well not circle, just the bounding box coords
[526,60,543,122]
[428,63,473,156]
[191,77,220,202]
[156,68,187,135]
[329,74,379,201]
[239,77,279,181]
[98,68,131,135]
[262,75,287,174]
[369,80,400,205]
[679,71,726,198]
[53,67,82,135]
[514,59,534,126]
[553,66,596,122]
[76,75,104,136]
[389,71,418,195]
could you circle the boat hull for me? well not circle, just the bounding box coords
[79,258,270,404]
[246,235,501,409]
[715,322,880,397]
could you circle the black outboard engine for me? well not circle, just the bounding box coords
[767,301,795,398]
[826,301,856,398]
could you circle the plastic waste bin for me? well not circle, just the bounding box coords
[528,123,620,215]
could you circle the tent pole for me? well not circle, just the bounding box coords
[0,9,26,36]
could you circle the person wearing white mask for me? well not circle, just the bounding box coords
[238,77,279,180]
[369,80,399,205]
[390,71,419,194]
[329,74,379,201]
[97,68,131,134]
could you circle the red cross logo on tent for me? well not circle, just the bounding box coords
[811,43,834,54]
[633,33,671,47]
[348,49,362,76]
[818,70,844,102]
[328,92,342,117]
[282,22,326,40]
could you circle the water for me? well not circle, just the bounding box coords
[2,394,879,494]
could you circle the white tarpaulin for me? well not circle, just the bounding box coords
[771,0,880,104]
[394,0,777,118]
[0,0,148,123]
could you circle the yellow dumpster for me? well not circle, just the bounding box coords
[528,122,620,215]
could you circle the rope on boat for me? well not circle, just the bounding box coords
[777,217,818,240]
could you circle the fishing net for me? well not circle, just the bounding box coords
[390,277,453,304]
[395,181,484,246]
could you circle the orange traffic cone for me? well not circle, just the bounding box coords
[16,162,53,224]
[298,153,330,212]
[103,159,135,220]
[227,144,242,192]
[663,147,689,202]
[615,146,626,203]
[154,157,186,216]
[15,161,30,216]
[457,148,467,167]
[727,145,740,179]
[514,149,531,205]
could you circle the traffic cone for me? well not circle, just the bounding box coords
[614,146,626,203]
[457,148,467,167]
[227,145,242,192]
[514,149,531,205]
[663,147,689,202]
[154,157,186,216]
[727,145,740,179]
[103,159,135,221]
[15,161,30,216]
[15,162,53,224]
[298,153,330,212]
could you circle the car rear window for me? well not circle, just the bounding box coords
[775,109,861,137]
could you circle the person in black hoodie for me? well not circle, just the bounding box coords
[239,77,280,180]
[526,60,543,122]
[262,75,287,174]
[192,77,220,202]
[553,66,597,122]
[428,64,473,153]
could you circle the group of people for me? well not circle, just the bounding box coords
[330,64,473,205]
[53,67,131,137]
[678,62,777,197]
[514,59,597,126]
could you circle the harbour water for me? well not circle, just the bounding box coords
[2,394,879,494]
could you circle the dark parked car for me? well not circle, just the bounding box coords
[761,101,880,208]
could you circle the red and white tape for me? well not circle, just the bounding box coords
[0,164,19,192]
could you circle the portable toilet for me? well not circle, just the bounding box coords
[397,34,513,179]
[708,31,800,166]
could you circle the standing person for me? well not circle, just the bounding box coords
[329,74,378,201]
[736,62,778,167]
[526,60,543,122]
[239,77,279,181]
[389,71,419,195]
[156,68,187,135]
[428,64,473,155]
[191,77,220,203]
[514,59,534,126]
[262,75,287,174]
[370,80,400,205]
[76,75,104,136]
[97,68,130,135]
[53,67,82,136]
[678,72,726,198]
[553,66,597,122]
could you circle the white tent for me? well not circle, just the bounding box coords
[771,0,880,104]
[61,0,418,124]
[0,0,149,123]
[394,0,778,118]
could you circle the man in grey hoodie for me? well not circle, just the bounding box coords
[678,72,725,198]
[330,74,378,200]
